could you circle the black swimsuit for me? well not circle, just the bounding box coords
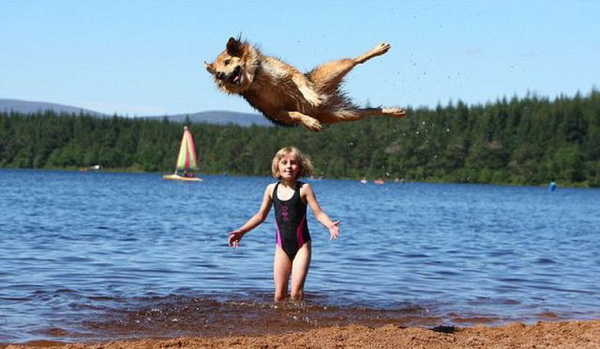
[273,181,311,261]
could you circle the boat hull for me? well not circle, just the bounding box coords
[162,174,203,182]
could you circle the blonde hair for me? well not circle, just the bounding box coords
[271,146,314,179]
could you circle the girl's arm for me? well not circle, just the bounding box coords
[229,184,274,248]
[302,183,340,240]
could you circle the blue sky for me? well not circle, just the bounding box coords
[1,1,599,116]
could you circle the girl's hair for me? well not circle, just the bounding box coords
[271,146,314,179]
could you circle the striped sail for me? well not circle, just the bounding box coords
[175,126,198,170]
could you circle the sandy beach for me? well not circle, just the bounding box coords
[6,320,599,349]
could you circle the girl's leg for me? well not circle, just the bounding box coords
[290,242,311,301]
[273,246,292,302]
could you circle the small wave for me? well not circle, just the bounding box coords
[535,258,556,265]
[403,253,429,258]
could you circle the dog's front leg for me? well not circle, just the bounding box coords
[291,75,321,107]
[284,111,323,132]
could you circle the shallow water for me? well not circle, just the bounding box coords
[1,169,599,343]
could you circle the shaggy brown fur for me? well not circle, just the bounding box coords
[205,37,406,131]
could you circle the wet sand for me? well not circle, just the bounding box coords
[6,320,600,349]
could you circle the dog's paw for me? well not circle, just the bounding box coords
[383,108,406,118]
[374,42,391,55]
[301,117,323,132]
[357,42,392,63]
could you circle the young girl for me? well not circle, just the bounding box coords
[228,146,340,302]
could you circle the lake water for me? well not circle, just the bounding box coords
[1,169,599,344]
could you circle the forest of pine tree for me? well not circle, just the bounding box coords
[1,89,599,187]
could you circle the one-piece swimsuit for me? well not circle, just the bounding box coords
[273,181,311,261]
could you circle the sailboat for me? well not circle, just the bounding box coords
[163,126,203,181]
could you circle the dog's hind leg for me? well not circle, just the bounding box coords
[320,106,405,125]
[356,107,406,119]
[355,42,391,64]
[309,43,392,93]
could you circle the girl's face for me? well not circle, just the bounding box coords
[278,154,300,181]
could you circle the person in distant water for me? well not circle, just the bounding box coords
[228,146,340,302]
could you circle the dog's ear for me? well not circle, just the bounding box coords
[204,61,215,74]
[226,37,243,57]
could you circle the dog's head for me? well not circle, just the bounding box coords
[205,37,256,94]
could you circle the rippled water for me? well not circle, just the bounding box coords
[1,169,599,344]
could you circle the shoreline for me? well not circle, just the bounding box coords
[5,320,600,349]
[1,168,596,189]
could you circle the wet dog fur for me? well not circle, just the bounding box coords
[205,37,406,131]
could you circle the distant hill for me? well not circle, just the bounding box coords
[144,110,272,127]
[0,99,105,117]
[0,99,272,127]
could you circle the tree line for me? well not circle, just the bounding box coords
[1,89,598,187]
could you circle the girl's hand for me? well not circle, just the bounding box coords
[328,221,341,240]
[228,230,245,248]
